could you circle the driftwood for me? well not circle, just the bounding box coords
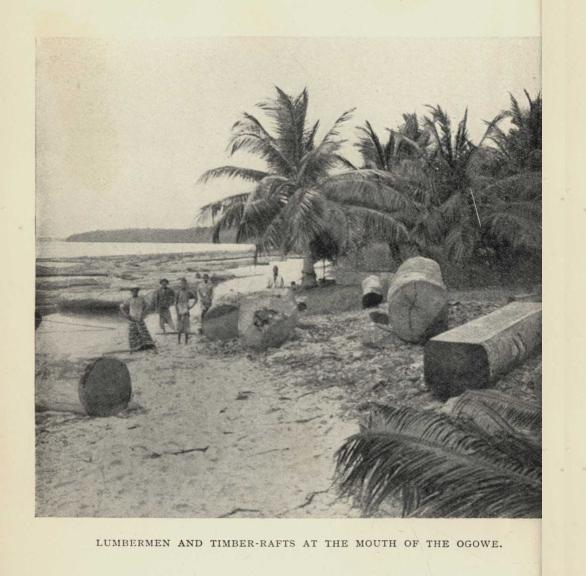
[386,257,448,343]
[36,357,132,416]
[361,275,383,308]
[424,302,542,399]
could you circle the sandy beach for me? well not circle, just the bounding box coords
[35,271,540,517]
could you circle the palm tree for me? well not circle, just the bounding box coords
[488,91,542,174]
[335,390,541,518]
[352,116,429,263]
[197,87,413,286]
[404,104,525,264]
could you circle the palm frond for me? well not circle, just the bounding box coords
[196,192,250,223]
[355,121,386,169]
[198,165,269,184]
[449,390,541,438]
[336,403,541,518]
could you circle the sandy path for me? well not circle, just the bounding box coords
[35,315,359,518]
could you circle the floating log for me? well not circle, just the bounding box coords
[238,289,298,350]
[361,275,384,308]
[36,357,132,416]
[424,302,542,399]
[386,257,448,343]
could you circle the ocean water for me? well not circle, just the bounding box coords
[37,239,256,260]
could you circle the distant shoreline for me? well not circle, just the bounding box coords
[64,226,237,244]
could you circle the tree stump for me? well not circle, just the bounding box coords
[361,275,384,308]
[424,302,542,399]
[238,289,298,350]
[36,357,132,416]
[386,257,448,343]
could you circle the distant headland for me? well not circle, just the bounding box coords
[66,227,237,243]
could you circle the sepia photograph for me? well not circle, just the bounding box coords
[35,36,542,519]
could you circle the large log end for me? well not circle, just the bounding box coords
[202,303,239,341]
[388,280,448,343]
[424,341,490,399]
[78,357,132,416]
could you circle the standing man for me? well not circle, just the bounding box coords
[120,287,156,352]
[175,278,197,345]
[197,273,214,329]
[154,278,176,333]
[267,265,285,288]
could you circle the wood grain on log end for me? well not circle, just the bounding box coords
[386,257,448,343]
[388,280,448,343]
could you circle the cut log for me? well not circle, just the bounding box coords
[238,289,298,350]
[386,257,448,343]
[36,357,132,416]
[424,302,542,399]
[202,303,240,341]
[361,275,384,308]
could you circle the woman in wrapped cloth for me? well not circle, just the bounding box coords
[175,278,197,344]
[119,287,156,352]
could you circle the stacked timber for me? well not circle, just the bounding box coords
[386,257,448,343]
[424,301,542,399]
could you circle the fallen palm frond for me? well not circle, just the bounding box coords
[336,392,541,518]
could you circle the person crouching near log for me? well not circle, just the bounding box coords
[120,287,156,352]
[154,278,176,333]
[175,277,197,345]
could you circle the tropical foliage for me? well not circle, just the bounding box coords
[488,91,542,174]
[196,88,414,282]
[197,87,541,274]
[352,99,541,266]
[335,390,541,518]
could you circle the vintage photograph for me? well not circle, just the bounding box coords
[35,37,541,519]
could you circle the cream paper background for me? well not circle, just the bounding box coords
[0,0,576,574]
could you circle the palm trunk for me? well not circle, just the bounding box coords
[388,243,403,266]
[301,254,317,288]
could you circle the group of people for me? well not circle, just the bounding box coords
[119,265,287,352]
[119,273,215,351]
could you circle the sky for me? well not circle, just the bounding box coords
[36,37,540,238]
